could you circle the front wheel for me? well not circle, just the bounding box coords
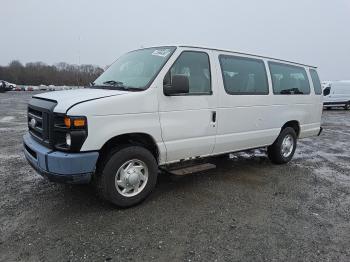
[96,146,158,207]
[268,127,297,164]
[344,102,350,110]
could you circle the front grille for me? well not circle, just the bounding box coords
[28,107,46,140]
[27,98,57,147]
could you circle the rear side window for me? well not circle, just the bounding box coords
[219,55,269,95]
[309,69,322,95]
[269,62,310,95]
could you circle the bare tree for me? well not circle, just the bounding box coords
[0,61,104,86]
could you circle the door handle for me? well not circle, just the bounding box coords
[211,111,216,123]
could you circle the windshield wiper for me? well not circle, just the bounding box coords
[103,80,125,86]
[116,86,144,92]
[102,80,141,90]
[91,82,143,92]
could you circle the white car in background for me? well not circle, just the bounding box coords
[323,80,350,109]
[48,85,56,90]
[0,80,16,90]
[6,81,17,90]
[39,85,48,90]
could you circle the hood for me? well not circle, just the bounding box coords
[33,88,128,113]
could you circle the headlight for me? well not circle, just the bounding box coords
[66,133,72,146]
[53,114,88,152]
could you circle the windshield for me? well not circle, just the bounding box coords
[93,47,176,90]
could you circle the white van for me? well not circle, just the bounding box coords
[23,46,323,207]
[323,81,350,109]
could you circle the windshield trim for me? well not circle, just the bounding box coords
[94,46,177,91]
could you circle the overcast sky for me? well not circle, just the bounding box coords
[1,0,349,80]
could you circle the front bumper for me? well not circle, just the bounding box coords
[23,133,99,184]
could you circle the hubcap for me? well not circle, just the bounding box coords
[115,159,148,197]
[281,134,294,158]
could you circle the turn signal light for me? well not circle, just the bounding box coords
[64,116,86,128]
[64,117,71,128]
[73,119,86,127]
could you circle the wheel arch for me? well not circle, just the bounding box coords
[97,132,160,165]
[281,120,300,137]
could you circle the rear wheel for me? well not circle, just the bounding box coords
[96,145,158,207]
[268,127,297,164]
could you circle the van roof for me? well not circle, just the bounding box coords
[336,80,350,83]
[331,80,350,87]
[176,45,317,69]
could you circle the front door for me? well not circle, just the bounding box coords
[158,50,217,163]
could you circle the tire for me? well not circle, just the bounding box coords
[267,127,297,164]
[344,102,350,110]
[95,145,158,207]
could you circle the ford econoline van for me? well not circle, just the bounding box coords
[323,80,350,109]
[23,46,323,207]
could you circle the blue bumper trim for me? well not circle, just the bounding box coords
[23,133,99,184]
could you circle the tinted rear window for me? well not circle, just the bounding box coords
[309,69,322,95]
[219,55,269,95]
[269,62,310,95]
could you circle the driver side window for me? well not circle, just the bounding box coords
[164,51,212,95]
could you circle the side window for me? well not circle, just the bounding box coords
[164,51,211,95]
[219,55,269,95]
[309,69,322,95]
[323,86,331,96]
[269,62,310,95]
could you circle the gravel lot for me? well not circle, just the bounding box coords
[0,91,349,262]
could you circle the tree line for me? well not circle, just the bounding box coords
[0,60,104,86]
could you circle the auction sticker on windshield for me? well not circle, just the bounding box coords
[152,49,171,57]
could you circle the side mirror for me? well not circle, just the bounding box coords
[164,75,189,96]
[323,87,330,96]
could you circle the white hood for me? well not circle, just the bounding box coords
[33,88,128,113]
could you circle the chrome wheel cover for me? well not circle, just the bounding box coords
[115,159,148,197]
[281,134,294,158]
